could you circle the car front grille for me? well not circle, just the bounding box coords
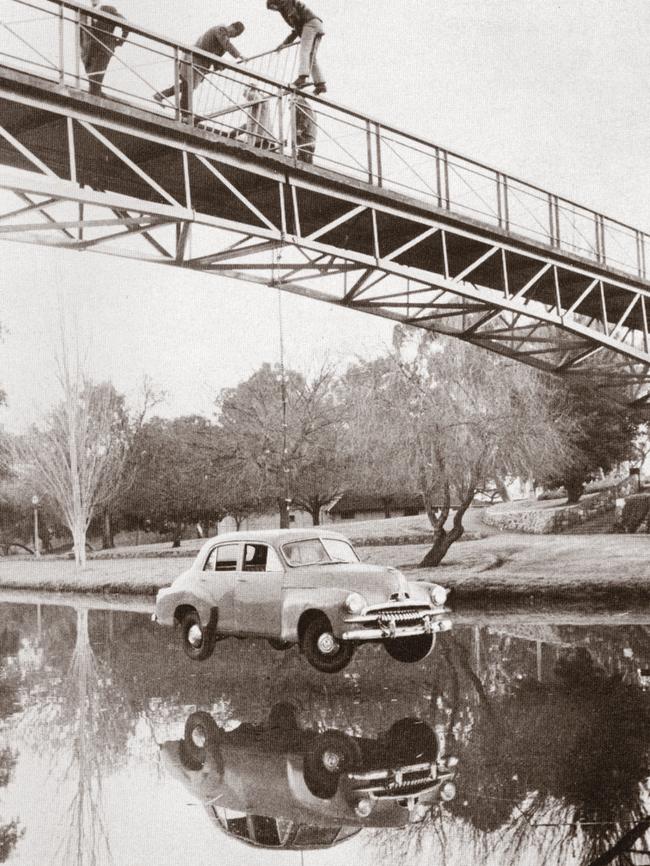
[351,765,436,798]
[377,608,427,623]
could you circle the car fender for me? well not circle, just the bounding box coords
[156,587,216,630]
[280,587,353,642]
[406,580,436,604]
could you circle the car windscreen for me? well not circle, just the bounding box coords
[282,538,358,566]
[281,539,330,566]
[320,538,358,563]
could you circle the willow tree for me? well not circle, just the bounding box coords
[346,328,574,566]
[16,349,128,567]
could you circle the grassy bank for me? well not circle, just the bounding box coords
[1,531,649,601]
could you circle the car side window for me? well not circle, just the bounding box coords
[204,543,240,571]
[243,544,283,573]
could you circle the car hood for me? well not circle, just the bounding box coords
[283,563,410,598]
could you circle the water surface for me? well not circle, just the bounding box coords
[0,592,649,865]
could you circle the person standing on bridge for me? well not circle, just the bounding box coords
[267,0,326,95]
[154,23,247,115]
[79,0,129,97]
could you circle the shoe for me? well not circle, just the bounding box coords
[153,91,163,103]
[292,75,308,88]
[314,82,327,95]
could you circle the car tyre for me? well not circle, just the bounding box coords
[301,616,354,674]
[384,633,435,663]
[386,718,437,763]
[303,731,362,799]
[181,610,216,661]
[180,711,222,771]
[268,702,299,731]
[268,638,292,651]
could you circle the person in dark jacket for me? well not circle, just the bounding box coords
[294,94,316,163]
[267,0,326,94]
[154,22,246,112]
[79,0,129,96]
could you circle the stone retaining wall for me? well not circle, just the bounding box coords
[483,476,639,534]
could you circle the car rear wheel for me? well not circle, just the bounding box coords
[180,711,221,769]
[268,638,292,651]
[304,731,362,799]
[384,633,434,663]
[268,702,299,731]
[301,616,354,674]
[181,610,216,661]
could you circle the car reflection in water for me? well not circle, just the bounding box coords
[160,704,458,849]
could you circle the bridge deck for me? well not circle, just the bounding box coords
[1,0,649,404]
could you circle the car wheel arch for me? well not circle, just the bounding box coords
[297,608,329,644]
[174,603,218,631]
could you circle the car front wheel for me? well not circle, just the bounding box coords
[384,633,434,663]
[181,610,216,661]
[304,731,362,799]
[301,616,354,674]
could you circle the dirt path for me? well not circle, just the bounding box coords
[1,530,648,601]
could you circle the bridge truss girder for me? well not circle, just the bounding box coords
[1,82,650,407]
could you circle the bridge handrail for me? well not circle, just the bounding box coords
[1,0,648,279]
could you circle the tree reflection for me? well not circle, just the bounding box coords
[0,623,22,862]
[18,607,134,866]
[362,631,650,866]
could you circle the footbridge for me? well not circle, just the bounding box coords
[1,0,650,405]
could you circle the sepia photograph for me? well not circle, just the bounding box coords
[0,0,649,863]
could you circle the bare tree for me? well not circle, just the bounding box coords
[14,339,128,567]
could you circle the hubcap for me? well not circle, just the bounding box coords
[191,727,207,748]
[322,749,342,772]
[188,624,203,648]
[317,632,338,655]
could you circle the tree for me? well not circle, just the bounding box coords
[13,345,130,567]
[95,375,165,549]
[122,415,229,546]
[346,328,573,566]
[216,363,348,528]
[538,383,638,503]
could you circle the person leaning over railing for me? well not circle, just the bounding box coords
[154,22,247,113]
[79,0,129,97]
[266,0,326,95]
[227,86,274,149]
[294,94,316,163]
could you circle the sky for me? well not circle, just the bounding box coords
[1,0,649,430]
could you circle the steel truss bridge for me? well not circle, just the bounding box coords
[1,0,650,406]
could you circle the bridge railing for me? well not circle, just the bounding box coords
[0,0,648,282]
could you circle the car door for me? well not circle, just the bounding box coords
[198,542,241,632]
[235,543,285,636]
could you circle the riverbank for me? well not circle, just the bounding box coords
[1,531,649,602]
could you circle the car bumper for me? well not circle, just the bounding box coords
[342,616,452,642]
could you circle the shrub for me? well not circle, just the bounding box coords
[621,494,650,533]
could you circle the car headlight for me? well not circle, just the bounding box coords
[439,781,456,802]
[430,585,448,606]
[344,592,366,614]
[355,798,373,817]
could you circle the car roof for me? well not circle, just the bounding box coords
[200,528,353,547]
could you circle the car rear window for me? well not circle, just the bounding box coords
[204,543,239,571]
[243,544,283,573]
